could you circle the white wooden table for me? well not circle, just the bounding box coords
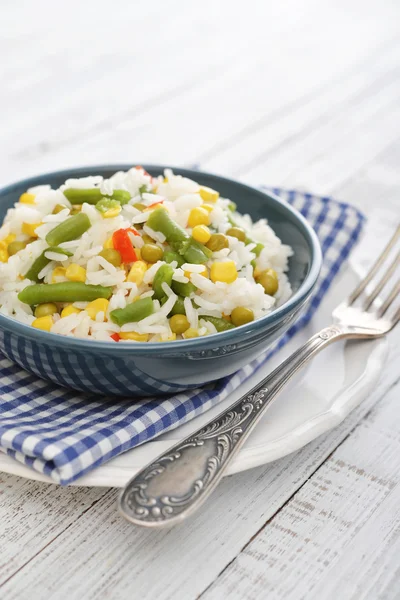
[1,1,400,598]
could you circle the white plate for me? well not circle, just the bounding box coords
[0,263,388,487]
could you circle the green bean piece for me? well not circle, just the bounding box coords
[111,190,131,204]
[25,252,51,282]
[95,198,120,214]
[171,280,196,297]
[147,207,189,245]
[45,213,91,246]
[147,208,211,264]
[25,247,73,282]
[227,201,237,212]
[161,295,186,316]
[183,239,212,264]
[152,264,174,300]
[202,316,235,332]
[63,188,102,204]
[63,188,131,205]
[252,242,264,256]
[47,246,73,257]
[110,297,154,326]
[18,283,112,305]
[163,249,185,267]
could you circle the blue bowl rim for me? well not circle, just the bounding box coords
[0,164,322,353]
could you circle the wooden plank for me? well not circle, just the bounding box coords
[0,476,108,583]
[201,380,400,600]
[0,340,398,599]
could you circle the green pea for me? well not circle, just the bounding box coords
[169,314,190,334]
[205,233,229,252]
[231,307,254,326]
[8,240,28,256]
[99,249,122,267]
[226,227,246,242]
[141,243,163,263]
[142,234,154,244]
[257,269,279,295]
[163,250,185,267]
[34,303,58,318]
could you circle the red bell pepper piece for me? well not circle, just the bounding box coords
[135,165,151,178]
[128,227,140,236]
[112,229,137,263]
[145,200,164,211]
[110,333,120,342]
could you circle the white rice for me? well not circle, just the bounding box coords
[0,166,293,342]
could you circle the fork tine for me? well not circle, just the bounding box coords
[376,278,400,318]
[348,225,400,305]
[363,250,400,311]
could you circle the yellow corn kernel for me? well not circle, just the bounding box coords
[2,234,16,245]
[0,246,8,262]
[32,315,53,332]
[61,304,81,318]
[183,328,199,339]
[202,204,214,213]
[103,206,121,218]
[119,331,149,342]
[163,177,168,183]
[52,267,67,283]
[22,222,41,237]
[199,186,219,203]
[199,267,209,279]
[86,298,109,320]
[188,207,210,228]
[19,193,36,205]
[192,224,211,244]
[210,261,238,284]
[184,267,208,280]
[127,261,147,284]
[65,263,86,283]
[103,237,114,249]
[161,333,177,342]
[135,247,142,260]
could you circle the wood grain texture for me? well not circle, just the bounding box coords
[0,0,400,598]
[0,345,398,600]
[202,383,400,600]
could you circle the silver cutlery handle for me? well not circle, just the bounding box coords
[119,325,346,527]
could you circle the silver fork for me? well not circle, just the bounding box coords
[119,226,400,527]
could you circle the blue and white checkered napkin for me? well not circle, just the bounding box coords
[0,189,365,485]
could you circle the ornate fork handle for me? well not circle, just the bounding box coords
[119,325,349,527]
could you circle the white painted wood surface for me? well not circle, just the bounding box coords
[0,1,399,598]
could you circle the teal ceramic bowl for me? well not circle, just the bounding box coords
[0,165,322,396]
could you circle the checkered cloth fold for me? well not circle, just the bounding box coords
[0,189,365,484]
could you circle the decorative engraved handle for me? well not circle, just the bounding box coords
[119,326,346,527]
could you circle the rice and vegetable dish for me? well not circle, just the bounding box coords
[0,167,293,342]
